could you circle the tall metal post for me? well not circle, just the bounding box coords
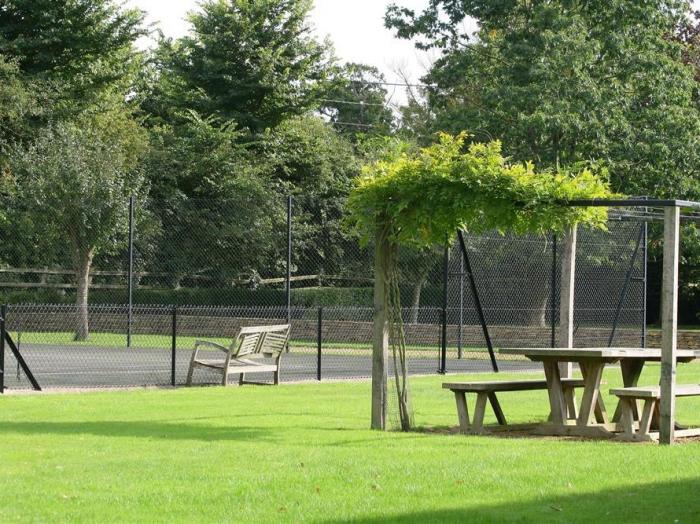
[286,195,292,324]
[642,219,649,348]
[0,304,5,394]
[171,306,177,386]
[127,195,135,348]
[458,246,464,359]
[551,234,557,348]
[439,244,448,374]
[317,307,323,381]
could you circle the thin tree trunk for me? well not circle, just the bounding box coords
[371,230,390,430]
[409,273,428,324]
[74,249,94,341]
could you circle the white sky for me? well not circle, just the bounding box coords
[125,0,440,103]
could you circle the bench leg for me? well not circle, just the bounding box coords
[472,393,488,433]
[238,373,245,386]
[638,399,656,437]
[454,392,470,434]
[186,363,195,386]
[273,370,280,385]
[488,392,507,426]
[620,397,635,437]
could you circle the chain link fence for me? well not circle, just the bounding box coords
[0,197,657,391]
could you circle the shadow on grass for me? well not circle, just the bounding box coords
[330,477,700,523]
[0,420,275,442]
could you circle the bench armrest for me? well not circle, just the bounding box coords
[194,340,229,352]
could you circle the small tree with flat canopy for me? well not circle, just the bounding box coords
[10,116,146,340]
[347,133,615,431]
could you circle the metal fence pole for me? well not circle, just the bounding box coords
[458,246,464,359]
[551,234,557,348]
[127,195,135,348]
[642,220,648,348]
[0,304,5,394]
[286,195,292,325]
[171,306,177,386]
[317,306,323,381]
[439,244,448,374]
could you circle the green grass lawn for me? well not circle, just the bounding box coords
[2,365,700,523]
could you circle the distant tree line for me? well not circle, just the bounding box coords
[1,0,699,339]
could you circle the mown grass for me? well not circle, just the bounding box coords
[1,364,700,523]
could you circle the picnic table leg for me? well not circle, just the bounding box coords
[577,361,606,426]
[563,387,578,420]
[579,361,608,424]
[543,360,567,424]
[488,392,507,426]
[454,391,471,434]
[472,393,488,433]
[612,360,645,422]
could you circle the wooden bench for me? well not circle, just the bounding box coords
[611,385,700,441]
[186,324,290,386]
[443,379,585,434]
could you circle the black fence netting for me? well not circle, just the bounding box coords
[0,198,653,390]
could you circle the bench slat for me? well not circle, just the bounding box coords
[443,379,584,392]
[611,385,700,399]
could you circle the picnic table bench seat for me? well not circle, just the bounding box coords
[186,324,290,387]
[611,384,700,441]
[443,378,585,434]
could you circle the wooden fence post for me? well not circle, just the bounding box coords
[558,225,577,378]
[371,232,389,430]
[659,206,680,445]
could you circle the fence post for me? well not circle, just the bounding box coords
[286,195,292,325]
[0,304,5,394]
[127,195,135,348]
[458,245,464,359]
[551,234,557,348]
[438,244,448,374]
[317,306,323,381]
[171,306,177,387]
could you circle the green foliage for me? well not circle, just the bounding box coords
[348,133,614,249]
[261,115,361,275]
[386,1,700,200]
[147,0,331,133]
[319,63,394,141]
[0,0,145,116]
[9,117,147,259]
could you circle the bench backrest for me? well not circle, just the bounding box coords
[232,324,291,359]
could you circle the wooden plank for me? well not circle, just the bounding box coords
[487,392,507,425]
[660,206,681,445]
[499,347,696,360]
[611,384,700,398]
[454,392,470,434]
[577,361,605,426]
[442,379,584,392]
[558,225,577,379]
[472,393,488,433]
[543,360,567,424]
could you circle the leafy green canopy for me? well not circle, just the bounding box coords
[348,134,614,247]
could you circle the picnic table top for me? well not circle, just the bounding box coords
[499,347,697,361]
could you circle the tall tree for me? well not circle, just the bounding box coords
[319,63,394,141]
[9,115,147,340]
[386,0,700,199]
[147,0,332,133]
[0,0,145,117]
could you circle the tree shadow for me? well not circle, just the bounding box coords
[326,478,700,523]
[0,420,275,442]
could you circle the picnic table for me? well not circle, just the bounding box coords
[499,347,697,437]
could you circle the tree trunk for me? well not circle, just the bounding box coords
[74,249,94,341]
[371,230,390,430]
[409,273,428,324]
